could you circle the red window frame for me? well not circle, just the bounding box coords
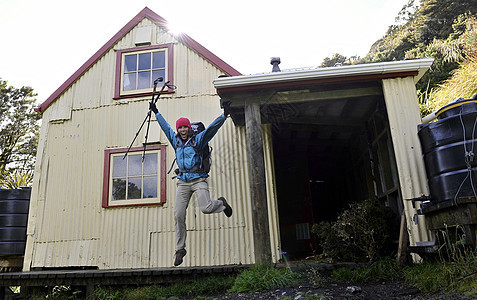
[114,44,174,99]
[102,145,167,208]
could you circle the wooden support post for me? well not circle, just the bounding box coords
[245,103,272,264]
[397,211,409,267]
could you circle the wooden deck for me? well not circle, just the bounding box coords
[0,264,249,299]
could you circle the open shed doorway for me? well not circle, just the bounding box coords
[269,80,403,259]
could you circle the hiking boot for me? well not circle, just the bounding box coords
[174,249,187,266]
[219,197,232,217]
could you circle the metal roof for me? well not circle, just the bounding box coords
[214,58,434,90]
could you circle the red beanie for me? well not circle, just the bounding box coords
[176,117,191,131]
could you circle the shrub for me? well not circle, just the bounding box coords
[312,198,399,262]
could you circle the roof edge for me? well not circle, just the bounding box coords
[36,7,241,113]
[176,33,241,77]
[213,58,435,90]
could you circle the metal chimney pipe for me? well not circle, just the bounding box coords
[271,57,281,72]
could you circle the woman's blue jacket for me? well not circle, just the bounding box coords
[154,112,226,182]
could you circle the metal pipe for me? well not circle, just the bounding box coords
[421,111,437,123]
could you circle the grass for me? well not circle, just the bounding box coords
[93,274,236,299]
[38,251,477,299]
[228,263,300,293]
[422,53,477,115]
[327,251,477,296]
[403,261,449,293]
[401,226,477,295]
[89,264,301,299]
[89,265,300,299]
[403,250,477,295]
[331,258,402,283]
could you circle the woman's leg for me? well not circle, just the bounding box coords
[193,178,225,214]
[174,180,193,251]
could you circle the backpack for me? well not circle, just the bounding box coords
[168,121,213,177]
[190,122,212,173]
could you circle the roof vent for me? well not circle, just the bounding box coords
[271,57,281,72]
[135,26,152,46]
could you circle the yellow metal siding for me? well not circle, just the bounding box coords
[29,96,262,269]
[382,77,430,246]
[25,22,276,269]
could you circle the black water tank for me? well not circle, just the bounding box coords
[0,188,30,256]
[418,97,477,203]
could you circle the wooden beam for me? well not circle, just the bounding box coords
[285,117,366,127]
[224,87,382,107]
[244,103,272,264]
[272,86,382,103]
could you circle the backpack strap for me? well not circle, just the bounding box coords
[167,158,177,175]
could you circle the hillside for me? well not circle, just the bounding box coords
[321,0,477,114]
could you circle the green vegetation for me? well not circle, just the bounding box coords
[327,253,477,296]
[403,249,477,295]
[36,253,477,299]
[311,198,400,263]
[92,274,235,299]
[0,79,40,188]
[228,264,300,293]
[320,0,477,117]
[331,258,402,283]
[72,265,299,299]
[0,169,34,189]
[327,225,477,296]
[402,225,477,295]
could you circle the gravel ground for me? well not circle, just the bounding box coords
[199,281,474,299]
[179,260,476,300]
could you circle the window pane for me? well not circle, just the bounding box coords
[143,153,157,175]
[138,53,151,71]
[152,70,165,84]
[143,176,157,198]
[123,73,136,91]
[128,154,142,176]
[112,156,127,177]
[153,51,165,68]
[128,178,142,199]
[124,55,137,72]
[138,71,151,90]
[112,178,127,200]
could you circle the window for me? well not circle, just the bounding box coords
[115,44,173,98]
[103,146,166,207]
[295,223,311,240]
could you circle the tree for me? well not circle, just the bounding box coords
[364,0,477,64]
[394,0,419,26]
[320,53,359,68]
[0,79,41,187]
[415,0,477,45]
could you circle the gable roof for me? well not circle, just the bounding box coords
[36,7,241,112]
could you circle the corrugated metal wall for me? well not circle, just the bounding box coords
[24,18,281,270]
[382,77,430,246]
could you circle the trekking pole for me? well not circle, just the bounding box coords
[123,77,169,160]
[142,78,172,161]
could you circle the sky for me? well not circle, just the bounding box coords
[0,0,410,104]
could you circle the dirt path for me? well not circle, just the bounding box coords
[201,281,469,299]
